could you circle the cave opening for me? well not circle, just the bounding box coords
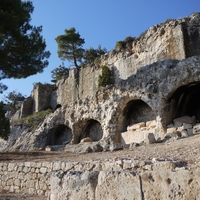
[122,99,155,132]
[167,82,200,124]
[49,125,72,145]
[80,119,103,142]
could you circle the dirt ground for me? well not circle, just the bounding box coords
[1,134,200,167]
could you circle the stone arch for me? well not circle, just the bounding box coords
[166,81,200,124]
[48,125,72,145]
[121,99,156,132]
[76,119,103,143]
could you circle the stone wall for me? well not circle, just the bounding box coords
[0,159,199,199]
[31,83,56,112]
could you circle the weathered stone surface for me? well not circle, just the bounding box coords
[141,169,200,200]
[193,123,200,135]
[50,171,98,200]
[173,116,196,127]
[95,171,142,200]
[6,13,200,152]
[127,122,146,131]
[80,137,93,143]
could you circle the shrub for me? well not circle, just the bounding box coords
[98,65,113,87]
[11,109,52,131]
[115,40,126,51]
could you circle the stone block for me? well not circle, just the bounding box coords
[173,115,196,127]
[146,120,156,128]
[40,167,47,174]
[181,129,188,137]
[96,171,142,200]
[167,127,177,135]
[193,123,200,135]
[50,171,98,200]
[141,169,200,200]
[121,130,155,145]
[183,123,193,129]
[80,137,93,143]
[127,122,146,131]
[145,133,156,144]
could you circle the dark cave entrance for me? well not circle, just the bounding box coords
[48,125,72,145]
[80,119,103,142]
[167,82,200,124]
[121,99,155,132]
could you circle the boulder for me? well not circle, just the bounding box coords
[173,116,196,127]
[80,137,93,143]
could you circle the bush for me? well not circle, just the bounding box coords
[11,109,52,131]
[98,65,113,87]
[115,41,126,51]
[115,36,136,52]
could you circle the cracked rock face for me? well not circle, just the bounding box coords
[7,13,200,151]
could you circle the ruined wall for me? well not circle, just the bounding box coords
[31,83,56,112]
[0,159,199,200]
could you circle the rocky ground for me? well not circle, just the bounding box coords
[1,134,200,168]
[0,134,200,200]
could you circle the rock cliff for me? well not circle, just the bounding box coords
[6,12,200,151]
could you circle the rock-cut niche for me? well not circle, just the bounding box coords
[122,99,155,132]
[80,119,103,142]
[167,82,200,124]
[48,125,72,145]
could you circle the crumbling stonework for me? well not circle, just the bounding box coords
[0,158,199,200]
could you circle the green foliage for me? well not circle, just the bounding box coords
[98,65,113,87]
[115,41,126,51]
[55,27,85,68]
[4,91,25,113]
[83,45,107,65]
[11,109,52,131]
[0,0,50,93]
[0,102,10,140]
[51,63,69,82]
[115,36,136,52]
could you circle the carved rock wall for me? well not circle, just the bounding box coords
[55,13,200,106]
[9,13,200,150]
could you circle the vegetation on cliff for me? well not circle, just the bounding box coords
[11,109,52,131]
[98,65,114,87]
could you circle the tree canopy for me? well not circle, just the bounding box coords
[51,63,69,82]
[0,0,50,93]
[83,46,107,65]
[55,27,85,68]
[0,102,10,140]
[4,91,25,113]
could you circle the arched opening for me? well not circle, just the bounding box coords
[80,119,103,142]
[167,82,200,124]
[119,99,156,144]
[48,125,72,145]
[122,99,156,132]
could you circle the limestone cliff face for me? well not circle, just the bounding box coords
[56,12,200,106]
[8,13,200,150]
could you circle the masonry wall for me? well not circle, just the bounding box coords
[0,159,199,200]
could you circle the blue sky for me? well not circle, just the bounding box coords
[1,0,200,100]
